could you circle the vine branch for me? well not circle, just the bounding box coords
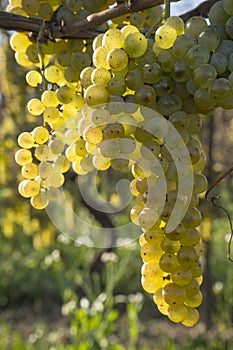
[0,0,218,39]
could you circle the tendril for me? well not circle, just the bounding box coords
[205,166,233,263]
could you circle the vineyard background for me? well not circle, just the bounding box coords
[0,0,233,349]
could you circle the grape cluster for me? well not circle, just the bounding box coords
[7,0,233,326]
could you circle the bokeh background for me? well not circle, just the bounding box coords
[0,0,233,349]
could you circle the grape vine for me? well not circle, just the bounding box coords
[1,0,233,327]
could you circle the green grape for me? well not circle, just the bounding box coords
[92,33,104,50]
[125,68,144,90]
[103,28,124,49]
[154,76,174,97]
[209,1,230,26]
[56,85,75,104]
[155,24,178,49]
[194,89,216,111]
[83,125,103,144]
[145,116,169,139]
[26,70,42,87]
[171,60,191,82]
[18,132,35,149]
[27,98,45,116]
[103,122,124,140]
[209,78,232,101]
[169,111,187,130]
[144,228,164,246]
[167,304,188,323]
[30,194,49,210]
[181,307,200,327]
[65,0,82,12]
[123,32,148,58]
[92,154,111,171]
[217,39,233,57]
[159,253,179,273]
[39,162,54,179]
[22,163,38,179]
[19,179,40,198]
[158,49,176,73]
[93,46,110,70]
[138,208,159,231]
[48,139,64,155]
[180,228,201,246]
[43,107,60,125]
[107,76,126,95]
[44,65,63,83]
[185,290,203,308]
[134,85,156,107]
[190,261,204,278]
[38,2,53,20]
[49,173,65,188]
[10,34,31,50]
[172,33,196,59]
[162,282,186,305]
[185,16,208,38]
[164,16,184,35]
[198,27,220,51]
[171,267,193,287]
[15,149,33,166]
[182,207,202,228]
[91,67,111,87]
[186,45,210,69]
[32,126,50,145]
[140,242,163,263]
[223,0,233,15]
[193,64,217,89]
[91,108,111,125]
[41,90,59,107]
[71,51,92,71]
[158,94,182,116]
[80,67,95,88]
[177,246,199,269]
[143,63,162,84]
[153,288,169,315]
[130,12,145,29]
[160,237,180,254]
[84,84,109,106]
[210,52,228,75]
[22,0,40,15]
[193,173,207,194]
[135,47,157,66]
[144,6,163,27]
[98,140,120,158]
[140,139,160,160]
[106,48,128,71]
